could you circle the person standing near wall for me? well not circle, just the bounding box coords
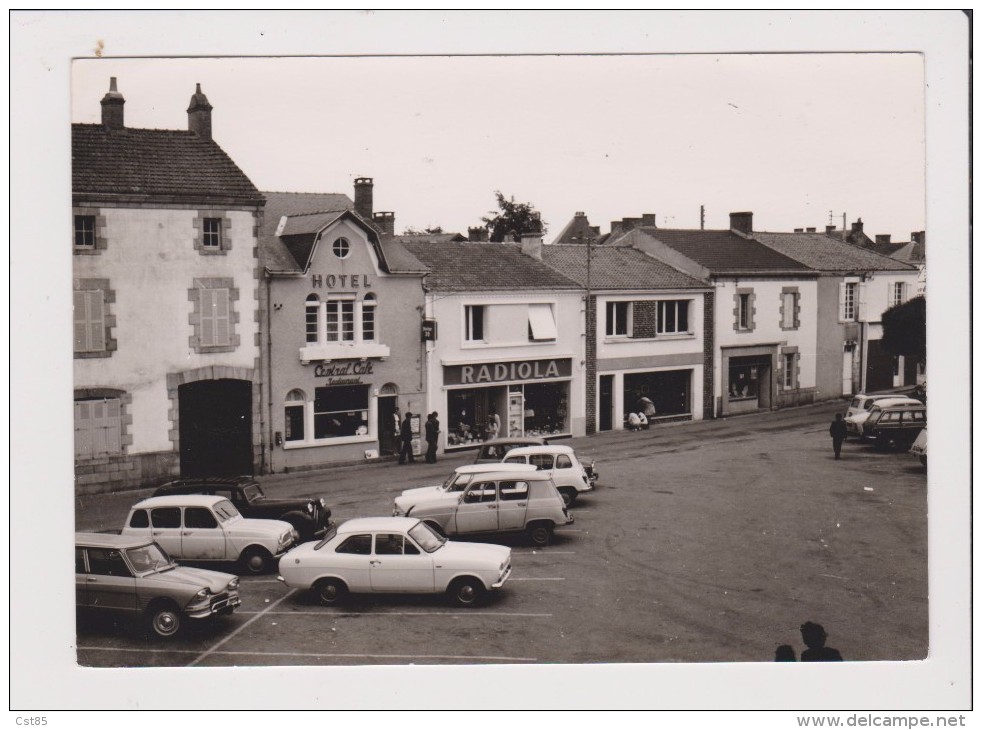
[829,413,848,460]
[425,412,440,464]
[399,411,415,465]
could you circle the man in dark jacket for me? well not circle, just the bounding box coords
[399,412,415,465]
[424,412,440,464]
[829,413,848,460]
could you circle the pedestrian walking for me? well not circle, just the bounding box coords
[425,412,440,464]
[829,413,848,460]
[398,411,415,465]
[487,408,501,440]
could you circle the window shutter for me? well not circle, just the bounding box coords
[858,283,868,321]
[73,291,87,351]
[214,289,230,345]
[87,290,105,351]
[200,289,215,345]
[838,283,847,321]
[74,401,92,457]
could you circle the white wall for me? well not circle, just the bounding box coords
[73,206,259,453]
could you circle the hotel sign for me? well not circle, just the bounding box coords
[444,358,572,386]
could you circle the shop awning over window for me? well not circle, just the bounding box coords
[528,304,557,341]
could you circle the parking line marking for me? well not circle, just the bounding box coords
[507,577,565,581]
[234,611,554,617]
[238,579,286,584]
[512,550,576,555]
[78,647,537,663]
[187,588,297,667]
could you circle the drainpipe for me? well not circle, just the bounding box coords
[265,268,274,474]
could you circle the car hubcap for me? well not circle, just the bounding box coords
[156,613,176,634]
[321,585,337,601]
[249,555,264,571]
[459,585,475,602]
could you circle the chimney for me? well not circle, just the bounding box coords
[521,231,543,260]
[621,217,642,232]
[187,83,213,140]
[100,77,125,130]
[806,227,816,233]
[354,178,374,220]
[468,226,488,242]
[826,225,837,234]
[911,231,925,244]
[851,218,864,234]
[794,228,804,233]
[373,212,396,236]
[729,211,753,235]
[875,234,892,246]
[641,213,657,227]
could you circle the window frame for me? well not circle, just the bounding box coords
[605,301,632,338]
[74,214,96,250]
[655,299,689,335]
[189,278,239,354]
[202,217,223,250]
[465,305,486,343]
[842,282,858,321]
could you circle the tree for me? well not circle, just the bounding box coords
[880,295,926,365]
[480,191,546,242]
[401,225,444,235]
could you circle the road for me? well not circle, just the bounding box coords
[76,399,927,666]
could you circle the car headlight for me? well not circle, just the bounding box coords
[193,588,211,601]
[319,498,327,508]
[393,504,405,517]
[279,531,294,546]
[227,578,239,591]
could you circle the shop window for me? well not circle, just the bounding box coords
[606,301,631,337]
[729,363,759,400]
[325,297,355,342]
[305,295,320,343]
[465,305,485,342]
[362,294,377,342]
[313,384,369,439]
[284,389,306,442]
[527,303,557,341]
[624,370,691,419]
[656,300,689,334]
[74,397,122,458]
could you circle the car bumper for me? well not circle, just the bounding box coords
[186,593,241,619]
[491,563,512,590]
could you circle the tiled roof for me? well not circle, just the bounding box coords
[540,244,709,290]
[618,227,813,275]
[552,213,598,245]
[260,191,427,275]
[401,241,582,292]
[391,233,467,244]
[72,124,262,203]
[752,231,917,272]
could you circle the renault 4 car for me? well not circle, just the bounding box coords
[500,444,596,506]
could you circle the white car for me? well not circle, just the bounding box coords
[277,517,512,607]
[845,396,923,439]
[122,494,298,574]
[909,427,927,467]
[500,444,595,506]
[398,463,535,503]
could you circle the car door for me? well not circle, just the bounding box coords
[369,532,435,592]
[82,547,138,613]
[497,480,530,531]
[553,453,584,490]
[75,547,90,608]
[331,533,374,591]
[453,481,499,534]
[149,507,183,558]
[182,506,228,560]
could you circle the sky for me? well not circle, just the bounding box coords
[71,53,926,242]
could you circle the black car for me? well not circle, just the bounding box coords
[865,404,927,451]
[152,477,331,542]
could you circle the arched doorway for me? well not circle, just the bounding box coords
[179,379,253,477]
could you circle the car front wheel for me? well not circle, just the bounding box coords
[449,577,486,607]
[239,546,272,575]
[558,487,577,507]
[146,602,182,639]
[314,578,348,606]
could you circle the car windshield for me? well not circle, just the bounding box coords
[408,521,446,553]
[213,500,240,522]
[442,473,473,492]
[243,484,264,502]
[125,543,175,574]
[313,525,339,551]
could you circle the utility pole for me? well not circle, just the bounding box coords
[700,205,705,230]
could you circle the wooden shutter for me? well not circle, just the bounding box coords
[73,289,104,352]
[838,283,847,321]
[200,288,230,346]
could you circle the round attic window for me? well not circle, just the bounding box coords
[332,237,351,259]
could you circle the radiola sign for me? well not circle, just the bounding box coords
[444,358,572,386]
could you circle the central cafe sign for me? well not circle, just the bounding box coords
[443,358,572,386]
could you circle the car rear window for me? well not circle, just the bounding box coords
[129,509,149,528]
[336,534,372,555]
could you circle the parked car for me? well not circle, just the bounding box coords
[909,427,927,467]
[398,463,537,502]
[845,393,903,421]
[122,494,298,574]
[393,467,573,546]
[845,397,923,439]
[500,444,596,506]
[865,403,927,451]
[152,476,331,542]
[76,531,241,639]
[277,517,512,607]
[473,437,548,463]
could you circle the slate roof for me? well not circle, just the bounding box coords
[615,227,813,275]
[72,124,262,203]
[540,244,709,290]
[888,241,926,265]
[401,241,582,292]
[391,233,468,244]
[552,213,600,245]
[752,231,918,273]
[260,191,427,275]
